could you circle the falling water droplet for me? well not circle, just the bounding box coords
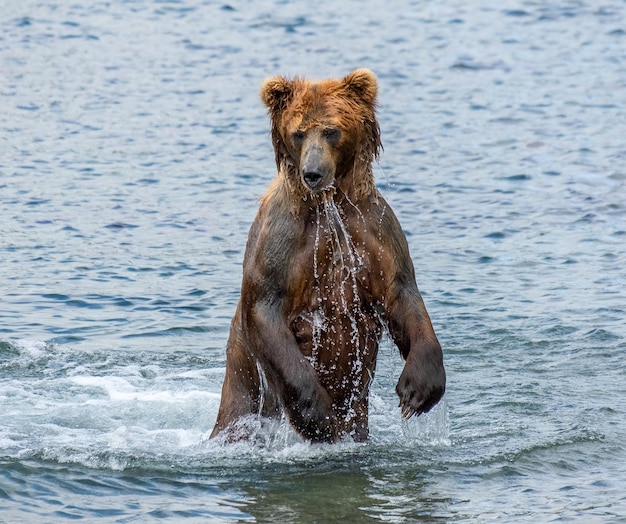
[308,195,375,423]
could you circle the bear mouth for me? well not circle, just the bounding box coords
[301,169,336,194]
[303,170,325,189]
[303,179,335,196]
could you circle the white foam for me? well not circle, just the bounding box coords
[12,339,51,359]
[0,337,449,472]
[70,375,221,402]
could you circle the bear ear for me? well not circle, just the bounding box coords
[341,68,378,106]
[260,76,294,113]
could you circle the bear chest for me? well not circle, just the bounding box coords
[287,221,384,362]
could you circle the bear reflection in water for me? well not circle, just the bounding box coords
[211,69,445,443]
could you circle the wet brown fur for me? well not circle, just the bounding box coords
[211,69,445,443]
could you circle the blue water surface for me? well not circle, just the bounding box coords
[1,0,625,522]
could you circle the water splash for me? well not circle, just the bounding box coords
[256,359,269,416]
[400,396,450,446]
[311,195,372,424]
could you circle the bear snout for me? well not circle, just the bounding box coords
[301,142,335,191]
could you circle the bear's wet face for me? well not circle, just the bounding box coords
[290,125,343,191]
[260,69,381,200]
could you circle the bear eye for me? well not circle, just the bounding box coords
[292,130,305,144]
[323,128,340,142]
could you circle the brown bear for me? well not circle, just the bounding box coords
[211,69,445,443]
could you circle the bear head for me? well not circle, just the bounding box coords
[260,69,382,202]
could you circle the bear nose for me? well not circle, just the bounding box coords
[303,170,324,188]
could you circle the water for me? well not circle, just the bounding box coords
[1,0,625,521]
